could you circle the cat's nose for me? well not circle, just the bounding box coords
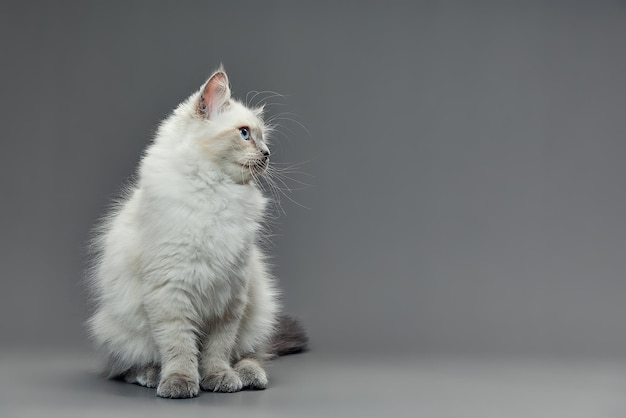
[262,149,270,158]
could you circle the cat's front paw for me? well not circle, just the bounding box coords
[234,359,268,390]
[200,369,243,393]
[156,373,199,398]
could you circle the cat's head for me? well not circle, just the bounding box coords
[187,67,270,184]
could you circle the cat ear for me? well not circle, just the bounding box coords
[198,67,231,117]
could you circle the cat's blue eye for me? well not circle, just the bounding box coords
[239,127,250,140]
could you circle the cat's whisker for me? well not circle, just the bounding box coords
[266,171,313,189]
[271,170,313,181]
[254,171,267,193]
[268,123,298,139]
[248,90,287,108]
[268,171,295,194]
[272,160,313,173]
[268,178,310,211]
[246,90,271,107]
[262,173,287,216]
[266,127,290,142]
[256,97,289,109]
[245,90,257,107]
[266,117,311,139]
[268,166,314,193]
[269,180,287,216]
[259,102,290,108]
[271,169,313,182]
[262,165,310,211]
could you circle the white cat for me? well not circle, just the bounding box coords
[87,67,307,398]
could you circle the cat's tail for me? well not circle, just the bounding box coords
[267,314,309,358]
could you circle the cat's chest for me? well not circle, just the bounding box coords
[165,186,263,262]
[194,204,257,257]
[177,194,262,317]
[139,182,265,276]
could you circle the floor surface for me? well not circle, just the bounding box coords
[1,349,626,418]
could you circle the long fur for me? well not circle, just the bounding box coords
[86,67,307,398]
[268,314,309,358]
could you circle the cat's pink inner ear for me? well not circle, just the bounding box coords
[199,72,230,116]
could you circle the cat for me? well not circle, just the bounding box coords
[86,66,307,399]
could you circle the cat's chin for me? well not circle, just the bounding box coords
[241,161,268,176]
[226,164,266,185]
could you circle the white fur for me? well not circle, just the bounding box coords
[87,69,279,397]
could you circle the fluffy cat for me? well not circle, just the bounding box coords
[87,67,307,399]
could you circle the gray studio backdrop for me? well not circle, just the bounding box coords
[1,1,625,358]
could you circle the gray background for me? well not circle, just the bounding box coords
[2,1,626,416]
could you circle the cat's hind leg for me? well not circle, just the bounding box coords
[122,363,160,388]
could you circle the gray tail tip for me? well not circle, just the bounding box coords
[269,314,309,357]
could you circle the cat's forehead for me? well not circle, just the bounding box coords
[224,100,265,131]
